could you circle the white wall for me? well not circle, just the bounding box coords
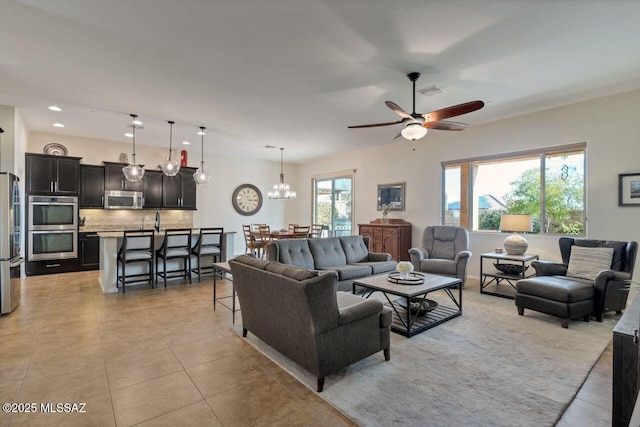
[0,105,16,173]
[28,133,292,255]
[292,90,640,277]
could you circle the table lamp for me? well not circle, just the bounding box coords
[499,214,532,255]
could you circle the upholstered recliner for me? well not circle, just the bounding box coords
[515,237,638,328]
[409,226,471,286]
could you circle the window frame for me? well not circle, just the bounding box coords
[441,143,586,235]
[311,169,356,237]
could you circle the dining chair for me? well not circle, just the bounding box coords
[155,228,192,287]
[191,227,224,282]
[117,230,155,293]
[243,224,264,257]
[310,224,324,238]
[258,225,274,258]
[293,225,310,238]
[288,223,298,232]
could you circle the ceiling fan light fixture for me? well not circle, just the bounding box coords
[160,120,180,177]
[122,114,145,182]
[401,123,428,141]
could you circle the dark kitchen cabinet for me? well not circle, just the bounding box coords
[26,153,81,195]
[143,170,163,209]
[79,232,100,270]
[79,165,105,208]
[103,162,144,192]
[162,167,197,209]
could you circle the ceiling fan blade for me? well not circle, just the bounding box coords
[422,100,485,122]
[385,101,413,119]
[348,120,403,129]
[423,120,468,131]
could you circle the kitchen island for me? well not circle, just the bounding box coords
[97,230,235,293]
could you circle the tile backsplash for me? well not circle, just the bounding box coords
[79,209,193,231]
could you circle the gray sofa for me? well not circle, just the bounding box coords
[229,255,391,392]
[265,235,397,292]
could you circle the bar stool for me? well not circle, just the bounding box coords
[191,227,224,282]
[156,228,192,287]
[117,230,155,293]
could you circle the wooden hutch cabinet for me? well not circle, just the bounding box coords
[358,219,412,261]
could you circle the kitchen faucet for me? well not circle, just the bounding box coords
[155,211,161,232]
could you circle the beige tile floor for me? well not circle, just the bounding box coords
[0,271,612,426]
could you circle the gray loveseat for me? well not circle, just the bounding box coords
[229,255,392,392]
[265,235,397,292]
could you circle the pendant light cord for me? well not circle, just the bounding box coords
[131,114,137,163]
[168,121,174,159]
[200,126,206,168]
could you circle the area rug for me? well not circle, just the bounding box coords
[234,280,618,427]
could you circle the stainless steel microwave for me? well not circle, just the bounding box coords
[104,190,143,209]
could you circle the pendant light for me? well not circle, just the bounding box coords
[122,114,145,182]
[267,147,296,200]
[160,120,180,176]
[193,126,211,185]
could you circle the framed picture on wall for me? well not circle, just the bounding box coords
[618,173,640,206]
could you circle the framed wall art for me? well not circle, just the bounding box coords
[618,173,640,206]
[377,182,405,211]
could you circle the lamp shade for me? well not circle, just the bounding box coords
[499,214,532,232]
[500,214,532,255]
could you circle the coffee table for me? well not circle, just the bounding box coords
[353,273,462,337]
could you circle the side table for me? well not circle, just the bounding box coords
[480,252,539,299]
[212,262,240,324]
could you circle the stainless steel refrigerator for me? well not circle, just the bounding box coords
[0,172,22,314]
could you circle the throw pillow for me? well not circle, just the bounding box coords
[566,246,614,281]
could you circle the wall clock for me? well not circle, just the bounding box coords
[232,184,263,216]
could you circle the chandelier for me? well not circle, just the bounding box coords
[193,126,211,185]
[160,120,180,176]
[122,114,145,182]
[268,147,296,200]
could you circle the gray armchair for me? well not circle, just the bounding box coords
[515,237,638,327]
[409,226,471,286]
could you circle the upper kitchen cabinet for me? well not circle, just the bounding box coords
[26,153,81,195]
[143,170,163,209]
[79,165,105,208]
[103,162,145,192]
[162,167,197,209]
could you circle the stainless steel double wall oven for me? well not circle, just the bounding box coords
[28,195,78,261]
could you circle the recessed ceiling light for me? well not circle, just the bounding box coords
[182,141,190,145]
[124,133,134,138]
[197,131,205,135]
[264,145,276,149]
[53,123,65,128]
[48,105,62,112]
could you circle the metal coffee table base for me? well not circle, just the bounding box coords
[354,274,462,338]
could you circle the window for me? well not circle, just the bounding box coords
[312,171,354,237]
[442,144,585,235]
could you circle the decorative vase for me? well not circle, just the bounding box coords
[180,150,188,167]
[399,271,409,280]
[382,216,389,224]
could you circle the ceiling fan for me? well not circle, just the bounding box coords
[348,72,485,142]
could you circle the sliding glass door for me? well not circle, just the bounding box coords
[313,174,353,237]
